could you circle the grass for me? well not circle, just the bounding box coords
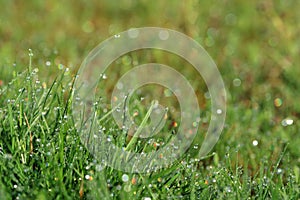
[1,0,300,199]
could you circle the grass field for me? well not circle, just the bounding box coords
[0,0,300,199]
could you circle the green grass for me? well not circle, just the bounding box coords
[1,0,300,199]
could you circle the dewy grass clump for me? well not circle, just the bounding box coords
[0,55,89,199]
[0,51,299,199]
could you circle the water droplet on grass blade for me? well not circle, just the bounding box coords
[217,109,222,114]
[28,49,33,57]
[122,174,129,182]
[204,92,211,99]
[114,34,121,38]
[274,98,282,107]
[100,73,107,79]
[252,140,258,146]
[277,168,283,174]
[58,64,64,70]
[281,118,293,126]
[45,61,51,66]
[233,78,241,87]
[116,185,122,190]
[225,186,232,193]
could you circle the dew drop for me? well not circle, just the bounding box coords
[65,68,70,75]
[274,98,282,107]
[33,68,39,73]
[233,78,241,87]
[192,121,198,127]
[281,118,293,126]
[277,168,283,174]
[28,49,33,57]
[225,186,232,193]
[58,64,64,70]
[116,185,122,190]
[204,92,211,99]
[114,34,121,38]
[216,109,222,114]
[45,61,51,67]
[122,174,129,182]
[252,140,258,146]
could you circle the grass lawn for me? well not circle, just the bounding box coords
[0,1,299,199]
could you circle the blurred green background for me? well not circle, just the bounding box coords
[1,0,300,105]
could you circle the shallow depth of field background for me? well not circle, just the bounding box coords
[0,0,299,199]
